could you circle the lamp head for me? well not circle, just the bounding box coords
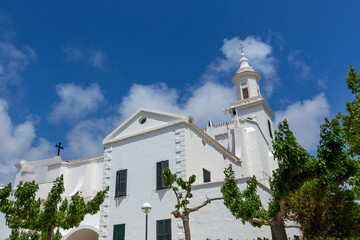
[142,202,152,214]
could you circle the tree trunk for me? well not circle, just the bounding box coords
[47,226,54,240]
[271,218,287,240]
[182,216,191,240]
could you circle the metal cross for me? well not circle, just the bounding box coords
[239,44,245,53]
[55,142,64,156]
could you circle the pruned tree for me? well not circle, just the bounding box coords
[0,175,109,240]
[162,168,222,240]
[221,118,359,240]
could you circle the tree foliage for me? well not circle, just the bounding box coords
[222,117,359,240]
[287,67,360,238]
[0,175,108,240]
[162,168,222,240]
[288,118,360,238]
[338,66,360,157]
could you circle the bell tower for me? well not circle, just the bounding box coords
[228,52,275,144]
[232,53,261,101]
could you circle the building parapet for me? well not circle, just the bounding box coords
[200,120,235,132]
[230,94,263,107]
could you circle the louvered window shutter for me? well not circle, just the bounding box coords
[157,219,171,240]
[157,160,169,189]
[115,170,121,197]
[156,162,162,189]
[115,170,127,197]
[119,169,127,196]
[113,224,125,240]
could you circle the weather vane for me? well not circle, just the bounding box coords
[55,142,64,156]
[239,44,245,53]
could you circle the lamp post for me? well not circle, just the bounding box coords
[142,202,152,240]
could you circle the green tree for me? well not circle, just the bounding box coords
[338,66,360,199]
[221,118,358,240]
[162,168,222,240]
[0,175,109,240]
[338,65,360,157]
[288,118,360,238]
[287,67,360,238]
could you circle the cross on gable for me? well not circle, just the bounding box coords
[55,142,64,156]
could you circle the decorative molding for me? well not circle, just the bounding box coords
[177,220,185,240]
[98,147,112,240]
[175,129,186,178]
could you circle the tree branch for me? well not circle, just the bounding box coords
[284,225,301,229]
[243,216,271,226]
[188,197,223,213]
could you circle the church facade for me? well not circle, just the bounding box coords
[0,54,300,240]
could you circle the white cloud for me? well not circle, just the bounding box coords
[267,32,285,51]
[118,82,234,127]
[274,93,330,152]
[0,10,15,41]
[48,83,104,123]
[62,46,82,61]
[288,50,312,80]
[62,45,105,70]
[0,99,52,185]
[89,50,105,70]
[65,118,114,160]
[202,36,279,97]
[119,83,181,119]
[0,42,36,94]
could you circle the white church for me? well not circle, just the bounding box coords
[0,53,300,240]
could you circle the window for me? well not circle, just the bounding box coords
[157,219,171,240]
[115,169,127,197]
[242,87,249,99]
[267,120,273,139]
[113,224,125,240]
[157,160,169,189]
[203,169,211,183]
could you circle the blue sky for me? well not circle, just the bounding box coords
[0,1,359,184]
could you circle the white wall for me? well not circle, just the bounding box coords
[184,126,245,185]
[0,213,11,240]
[106,125,181,240]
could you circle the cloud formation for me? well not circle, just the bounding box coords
[48,83,104,123]
[0,42,36,95]
[274,93,330,152]
[89,50,105,70]
[0,99,52,185]
[118,82,234,127]
[288,50,312,80]
[65,118,114,160]
[62,45,105,70]
[202,36,279,97]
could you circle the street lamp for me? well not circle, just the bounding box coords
[142,202,152,240]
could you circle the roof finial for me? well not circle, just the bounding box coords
[239,44,245,54]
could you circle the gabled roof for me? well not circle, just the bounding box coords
[102,108,241,163]
[103,108,188,145]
